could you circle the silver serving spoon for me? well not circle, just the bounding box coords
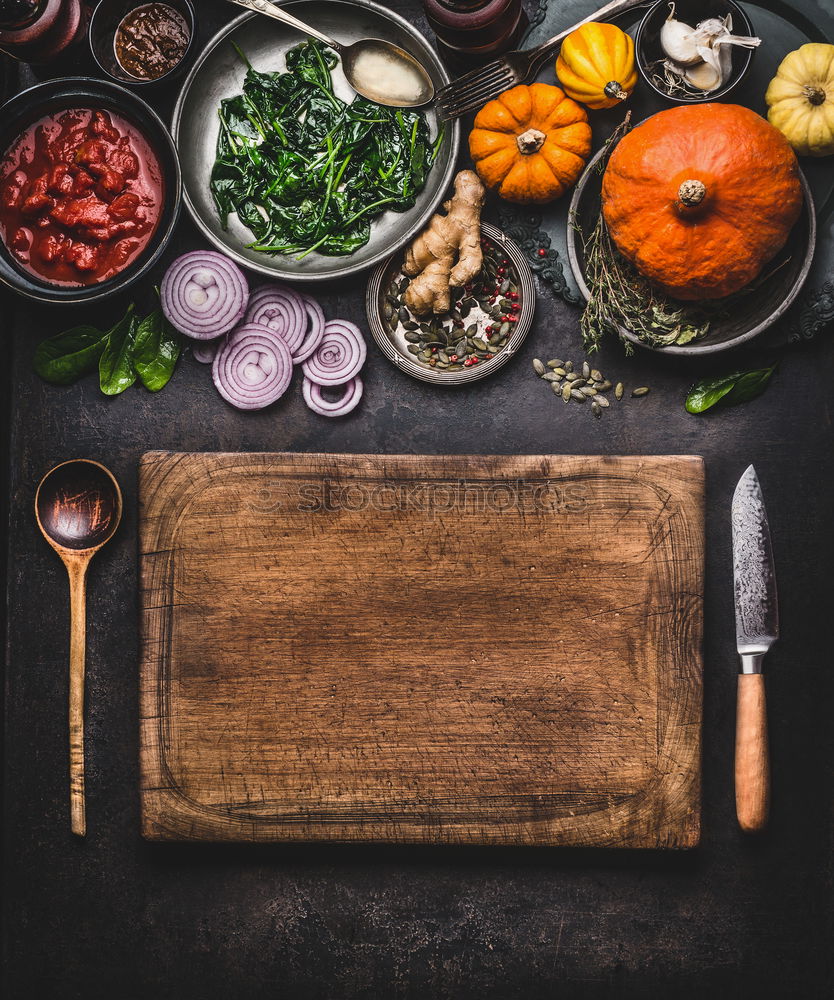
[226,0,435,107]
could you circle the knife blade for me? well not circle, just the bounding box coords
[731,465,776,832]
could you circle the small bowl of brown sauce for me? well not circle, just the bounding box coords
[89,0,195,87]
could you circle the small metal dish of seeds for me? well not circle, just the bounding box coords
[366,223,536,385]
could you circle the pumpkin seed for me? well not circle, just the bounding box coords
[597,380,612,392]
[532,359,546,376]
[419,349,433,361]
[500,297,513,310]
[571,389,586,402]
[499,279,510,294]
[595,395,610,408]
[547,359,564,369]
[499,321,511,338]
[490,306,504,320]
[455,339,468,356]
[472,337,489,352]
[407,344,421,355]
[386,294,399,309]
[551,367,567,377]
[590,369,603,383]
[583,386,597,397]
[398,276,410,293]
[542,372,562,383]
[564,361,573,373]
[463,324,476,338]
[405,331,421,343]
[615,382,624,400]
[561,383,572,402]
[383,302,394,321]
[572,378,587,389]
[582,361,591,379]
[566,372,578,382]
[592,401,602,418]
[459,302,471,319]
[435,361,450,370]
[632,387,650,397]
[438,351,450,364]
[403,320,419,331]
[551,381,563,396]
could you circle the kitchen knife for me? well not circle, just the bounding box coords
[732,465,778,833]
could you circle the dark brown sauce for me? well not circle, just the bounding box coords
[114,2,189,81]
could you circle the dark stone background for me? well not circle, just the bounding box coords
[2,2,833,997]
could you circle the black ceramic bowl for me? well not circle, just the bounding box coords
[635,0,756,104]
[0,77,181,305]
[566,142,816,356]
[89,0,196,88]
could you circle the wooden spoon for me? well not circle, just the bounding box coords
[35,459,123,837]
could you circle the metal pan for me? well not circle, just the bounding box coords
[171,0,459,282]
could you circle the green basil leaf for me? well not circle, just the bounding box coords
[686,365,776,414]
[133,308,182,392]
[99,305,138,396]
[728,366,777,405]
[33,325,109,385]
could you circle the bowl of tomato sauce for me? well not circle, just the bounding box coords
[0,77,181,304]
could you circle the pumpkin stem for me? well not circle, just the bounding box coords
[803,85,826,106]
[516,128,546,154]
[677,179,707,209]
[603,81,629,102]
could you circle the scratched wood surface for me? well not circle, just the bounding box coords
[139,452,704,846]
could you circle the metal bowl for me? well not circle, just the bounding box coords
[89,0,197,89]
[366,223,536,385]
[171,0,460,283]
[635,0,756,105]
[566,144,816,356]
[0,76,181,306]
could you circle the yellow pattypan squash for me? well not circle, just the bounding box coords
[766,43,834,157]
[555,22,637,110]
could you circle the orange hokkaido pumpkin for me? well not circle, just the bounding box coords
[469,83,592,204]
[601,104,804,300]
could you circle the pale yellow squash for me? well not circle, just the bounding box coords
[766,43,834,157]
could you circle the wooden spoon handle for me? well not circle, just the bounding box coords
[735,673,770,833]
[68,561,88,837]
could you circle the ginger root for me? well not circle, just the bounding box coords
[402,169,485,316]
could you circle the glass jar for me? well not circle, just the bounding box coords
[0,0,88,64]
[422,0,527,67]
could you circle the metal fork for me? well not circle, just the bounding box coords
[435,0,646,120]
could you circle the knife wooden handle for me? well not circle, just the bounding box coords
[735,673,770,833]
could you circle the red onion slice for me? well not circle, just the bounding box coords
[303,376,363,417]
[191,339,221,364]
[161,251,248,340]
[244,283,306,353]
[212,323,293,410]
[292,294,326,364]
[302,320,367,386]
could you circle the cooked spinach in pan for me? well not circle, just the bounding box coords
[210,40,443,259]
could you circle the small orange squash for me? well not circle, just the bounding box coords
[601,104,804,300]
[469,83,592,204]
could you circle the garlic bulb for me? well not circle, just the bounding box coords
[657,7,761,95]
[660,4,701,66]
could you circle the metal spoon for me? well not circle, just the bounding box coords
[225,0,435,107]
[35,459,123,837]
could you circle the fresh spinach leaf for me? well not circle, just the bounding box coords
[685,365,776,414]
[34,325,109,385]
[133,308,181,392]
[99,305,139,396]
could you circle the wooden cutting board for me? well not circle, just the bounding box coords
[139,453,703,847]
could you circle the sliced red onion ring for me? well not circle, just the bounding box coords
[191,339,221,364]
[212,322,293,410]
[303,376,363,417]
[244,283,306,353]
[161,251,248,340]
[292,294,326,364]
[302,320,367,386]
